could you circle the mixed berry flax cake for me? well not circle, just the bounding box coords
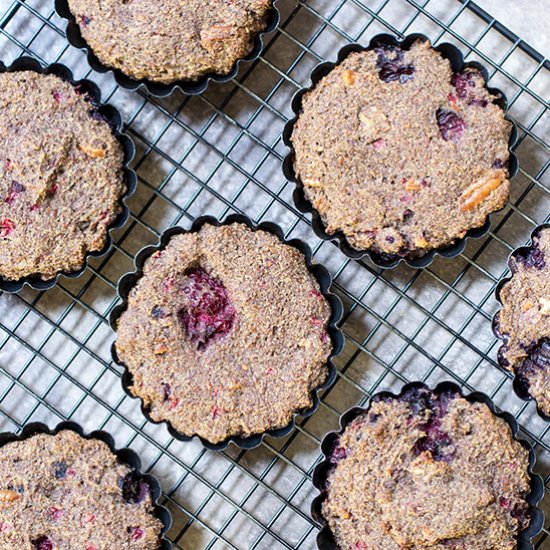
[114,222,334,445]
[319,387,532,549]
[0,70,125,282]
[495,226,550,417]
[66,0,273,83]
[290,40,512,260]
[0,430,163,549]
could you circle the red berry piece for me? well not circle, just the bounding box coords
[308,289,322,298]
[52,91,65,104]
[5,181,25,205]
[48,506,64,521]
[129,526,145,541]
[499,496,510,509]
[211,406,221,419]
[372,138,385,150]
[178,267,236,350]
[436,108,466,143]
[81,512,96,525]
[0,219,15,238]
[0,523,11,533]
[31,536,53,550]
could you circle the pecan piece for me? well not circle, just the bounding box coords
[79,143,106,159]
[460,170,507,212]
[342,69,357,87]
[0,490,21,505]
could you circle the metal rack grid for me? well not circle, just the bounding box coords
[0,0,548,548]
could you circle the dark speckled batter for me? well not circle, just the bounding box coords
[115,223,333,444]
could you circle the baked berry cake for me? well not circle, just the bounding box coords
[495,227,550,416]
[291,40,512,259]
[0,430,162,549]
[321,387,532,549]
[66,0,272,83]
[114,222,333,444]
[0,71,125,282]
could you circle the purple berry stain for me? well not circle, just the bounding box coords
[436,108,466,143]
[78,15,92,27]
[178,267,236,350]
[375,45,415,84]
[404,388,456,463]
[515,244,546,270]
[31,536,53,550]
[5,181,25,205]
[151,305,166,319]
[517,338,550,391]
[451,71,477,98]
[120,472,149,504]
[53,461,67,479]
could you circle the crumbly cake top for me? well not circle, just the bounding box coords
[0,430,163,549]
[322,388,531,549]
[495,227,550,416]
[0,71,125,282]
[115,222,333,444]
[291,40,512,259]
[67,0,272,83]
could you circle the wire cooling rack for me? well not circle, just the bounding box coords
[0,0,549,548]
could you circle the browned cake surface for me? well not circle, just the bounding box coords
[322,388,531,549]
[0,430,162,549]
[115,222,333,444]
[67,0,272,83]
[291,40,512,258]
[0,71,125,281]
[496,227,550,415]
